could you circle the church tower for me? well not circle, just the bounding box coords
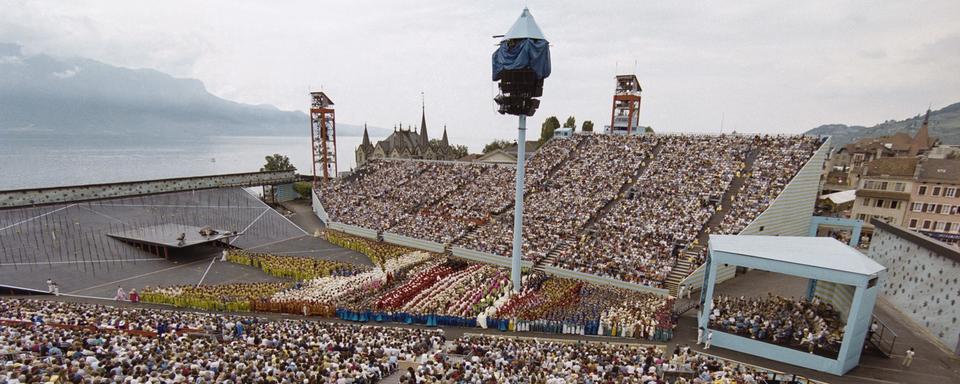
[419,96,429,146]
[909,108,931,156]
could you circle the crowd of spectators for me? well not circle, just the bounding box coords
[319,133,822,288]
[718,135,822,234]
[140,282,290,312]
[404,335,664,383]
[324,230,413,267]
[225,250,366,281]
[484,272,675,340]
[557,135,751,286]
[0,298,442,383]
[708,294,845,357]
[405,334,817,383]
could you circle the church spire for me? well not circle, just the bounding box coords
[362,123,371,147]
[420,92,428,146]
[441,125,449,146]
[910,107,931,156]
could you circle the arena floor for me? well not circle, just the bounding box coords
[0,189,368,298]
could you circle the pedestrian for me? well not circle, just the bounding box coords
[868,320,879,341]
[51,282,60,296]
[704,330,713,349]
[697,327,704,345]
[303,304,309,317]
[678,285,686,300]
[115,286,127,302]
[128,288,140,303]
[46,278,54,293]
[902,347,915,367]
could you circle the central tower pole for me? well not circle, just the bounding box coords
[510,115,526,292]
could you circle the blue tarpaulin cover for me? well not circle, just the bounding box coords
[492,38,551,81]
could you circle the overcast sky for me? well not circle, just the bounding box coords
[2,0,958,150]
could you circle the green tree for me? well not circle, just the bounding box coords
[563,116,576,130]
[261,154,296,172]
[483,139,512,154]
[292,181,312,199]
[582,120,594,132]
[644,126,655,134]
[451,144,469,158]
[539,116,560,144]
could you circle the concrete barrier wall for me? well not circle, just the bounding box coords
[312,190,330,224]
[451,247,533,269]
[1,171,297,208]
[382,232,445,253]
[327,222,378,240]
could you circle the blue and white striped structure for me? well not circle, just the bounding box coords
[699,235,886,376]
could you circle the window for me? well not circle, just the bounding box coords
[953,223,960,234]
[875,199,885,208]
[862,198,871,206]
[909,219,918,229]
[858,214,867,221]
[946,222,953,232]
[911,202,923,212]
[890,201,900,210]
[936,222,946,232]
[863,180,875,189]
[895,182,906,192]
[947,187,957,198]
[919,185,927,195]
[923,203,930,212]
[941,205,952,215]
[922,220,932,230]
[933,186,942,196]
[879,181,889,190]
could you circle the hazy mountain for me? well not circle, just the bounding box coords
[0,43,387,139]
[805,102,960,148]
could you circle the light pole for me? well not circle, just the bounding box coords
[492,7,551,292]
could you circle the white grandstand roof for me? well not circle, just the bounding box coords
[710,235,885,276]
[820,189,856,205]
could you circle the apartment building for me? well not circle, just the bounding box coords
[904,158,960,245]
[851,158,918,233]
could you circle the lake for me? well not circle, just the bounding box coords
[0,135,381,190]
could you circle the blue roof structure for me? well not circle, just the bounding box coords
[503,7,546,40]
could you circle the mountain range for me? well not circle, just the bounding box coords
[804,102,960,148]
[0,43,387,139]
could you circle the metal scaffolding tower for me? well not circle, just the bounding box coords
[310,91,337,186]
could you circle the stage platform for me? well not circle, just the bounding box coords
[107,223,238,249]
[0,188,368,298]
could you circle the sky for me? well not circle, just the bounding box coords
[1,0,959,152]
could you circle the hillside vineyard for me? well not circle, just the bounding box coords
[320,134,824,288]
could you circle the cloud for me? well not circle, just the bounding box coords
[0,55,22,65]
[0,0,958,150]
[51,65,80,79]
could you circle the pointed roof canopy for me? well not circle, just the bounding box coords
[503,7,546,41]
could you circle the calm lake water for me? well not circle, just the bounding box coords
[0,135,380,190]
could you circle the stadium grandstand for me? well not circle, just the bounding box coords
[316,133,830,294]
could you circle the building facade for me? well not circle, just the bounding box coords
[830,109,938,189]
[851,157,917,231]
[355,106,458,167]
[904,158,960,244]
